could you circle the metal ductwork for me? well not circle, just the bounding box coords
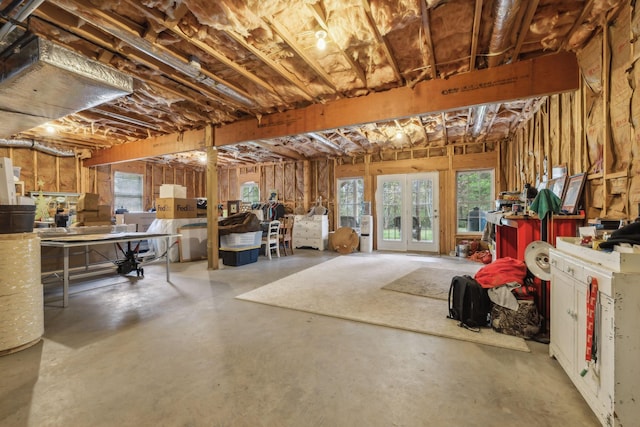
[0,138,75,157]
[0,35,133,138]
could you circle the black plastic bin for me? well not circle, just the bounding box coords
[0,205,36,234]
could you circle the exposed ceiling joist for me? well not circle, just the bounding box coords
[0,0,624,167]
[308,2,367,86]
[215,52,579,146]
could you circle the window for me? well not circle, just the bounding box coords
[241,182,260,204]
[338,177,364,229]
[114,171,143,212]
[456,169,494,233]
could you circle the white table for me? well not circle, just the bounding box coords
[40,232,179,307]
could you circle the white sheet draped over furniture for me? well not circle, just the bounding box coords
[147,218,207,262]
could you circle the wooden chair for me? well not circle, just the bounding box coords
[261,220,280,260]
[279,216,294,255]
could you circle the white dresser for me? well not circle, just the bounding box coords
[293,215,328,250]
[549,237,640,426]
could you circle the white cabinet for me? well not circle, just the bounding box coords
[549,242,640,426]
[293,215,328,250]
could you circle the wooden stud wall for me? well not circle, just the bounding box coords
[508,3,640,221]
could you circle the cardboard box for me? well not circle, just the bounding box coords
[116,212,157,231]
[77,211,99,222]
[98,205,112,219]
[78,193,99,211]
[155,198,197,219]
[159,184,187,199]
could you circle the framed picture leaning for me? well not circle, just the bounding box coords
[561,173,586,214]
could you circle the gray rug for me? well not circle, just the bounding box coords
[236,254,529,352]
[382,267,477,301]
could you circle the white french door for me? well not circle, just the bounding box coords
[376,173,439,252]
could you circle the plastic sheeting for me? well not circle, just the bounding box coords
[146,218,207,262]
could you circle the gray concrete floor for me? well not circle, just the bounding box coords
[1,250,599,427]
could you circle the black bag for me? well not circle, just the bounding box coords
[447,275,491,331]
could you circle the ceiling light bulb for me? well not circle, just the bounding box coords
[45,125,56,134]
[315,30,327,50]
[396,131,404,140]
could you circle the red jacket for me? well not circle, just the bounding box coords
[475,257,527,288]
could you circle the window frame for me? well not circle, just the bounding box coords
[240,181,260,204]
[337,177,365,230]
[455,169,495,234]
[113,171,144,213]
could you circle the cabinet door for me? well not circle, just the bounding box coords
[550,267,576,372]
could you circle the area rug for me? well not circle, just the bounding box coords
[236,254,529,352]
[382,266,481,301]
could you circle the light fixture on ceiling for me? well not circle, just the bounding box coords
[315,30,327,50]
[394,120,405,140]
[45,125,56,134]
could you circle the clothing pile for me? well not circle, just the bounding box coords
[474,257,542,339]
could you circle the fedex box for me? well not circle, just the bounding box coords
[155,198,197,219]
[159,184,187,199]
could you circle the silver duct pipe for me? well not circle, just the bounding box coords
[0,138,75,157]
[487,0,522,68]
[50,2,254,107]
[472,105,487,137]
[0,0,46,47]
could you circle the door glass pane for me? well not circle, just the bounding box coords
[411,178,433,243]
[382,180,402,241]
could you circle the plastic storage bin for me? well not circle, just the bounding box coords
[220,231,262,247]
[220,247,260,266]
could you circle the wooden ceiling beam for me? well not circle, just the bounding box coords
[169,25,282,101]
[360,0,402,83]
[559,0,596,51]
[420,0,438,80]
[510,0,539,61]
[215,52,579,146]
[222,30,315,102]
[469,0,483,71]
[84,128,207,166]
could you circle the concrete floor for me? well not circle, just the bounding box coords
[1,250,600,427]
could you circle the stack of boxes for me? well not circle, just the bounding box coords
[76,193,112,226]
[156,185,196,219]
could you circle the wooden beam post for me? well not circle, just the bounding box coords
[205,125,219,270]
